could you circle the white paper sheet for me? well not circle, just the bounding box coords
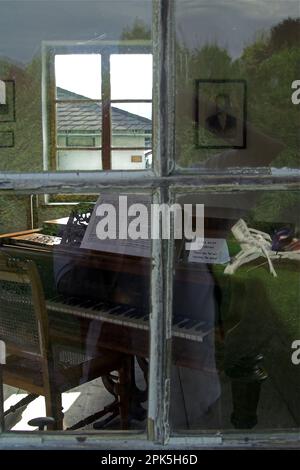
[188,238,230,264]
[80,193,152,258]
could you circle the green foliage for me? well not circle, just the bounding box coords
[239,46,300,150]
[248,191,300,228]
[121,17,151,40]
[176,18,300,169]
[270,17,300,52]
[237,20,300,224]
[176,44,237,167]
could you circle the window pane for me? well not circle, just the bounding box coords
[174,0,300,170]
[57,149,102,170]
[56,101,102,151]
[55,55,101,100]
[66,135,98,148]
[111,149,151,169]
[56,101,102,138]
[111,102,152,149]
[0,191,152,431]
[170,189,300,431]
[0,1,152,173]
[110,54,153,99]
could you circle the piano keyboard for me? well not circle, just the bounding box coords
[46,295,212,343]
[9,233,62,247]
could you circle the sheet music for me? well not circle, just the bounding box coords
[80,193,152,258]
[231,218,252,242]
[188,238,230,264]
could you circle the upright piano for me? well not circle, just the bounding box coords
[0,214,221,372]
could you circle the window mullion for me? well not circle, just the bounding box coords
[101,53,111,170]
[148,0,175,444]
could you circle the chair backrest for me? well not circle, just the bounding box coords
[0,252,49,360]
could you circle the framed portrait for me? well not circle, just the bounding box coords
[0,80,16,122]
[195,79,247,149]
[0,130,14,148]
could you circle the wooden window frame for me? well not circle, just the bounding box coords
[43,41,152,172]
[0,0,299,450]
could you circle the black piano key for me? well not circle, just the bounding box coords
[181,319,200,329]
[64,297,81,306]
[128,310,143,319]
[174,316,189,326]
[106,305,123,314]
[176,319,191,328]
[172,315,185,325]
[183,319,198,329]
[91,302,105,311]
[195,321,206,331]
[78,299,98,309]
[123,308,138,317]
[108,305,129,316]
[117,307,133,316]
[55,295,71,304]
[122,308,136,317]
[49,294,65,303]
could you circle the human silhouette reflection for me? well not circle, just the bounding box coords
[205,93,237,140]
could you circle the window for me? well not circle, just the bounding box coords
[131,155,143,163]
[44,45,153,172]
[66,134,96,148]
[0,0,299,451]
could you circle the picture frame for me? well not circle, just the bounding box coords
[0,130,14,148]
[0,80,16,122]
[195,79,247,149]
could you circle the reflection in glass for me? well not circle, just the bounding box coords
[175,0,300,169]
[112,102,152,120]
[55,55,102,100]
[56,101,102,150]
[111,102,152,152]
[111,150,151,169]
[110,54,153,100]
[57,149,102,170]
[0,192,151,431]
[170,190,300,430]
[0,0,153,173]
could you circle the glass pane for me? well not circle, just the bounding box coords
[111,149,151,169]
[110,54,153,99]
[111,102,152,149]
[57,149,102,170]
[170,189,300,431]
[175,0,300,170]
[0,191,152,431]
[55,54,101,100]
[0,0,152,172]
[56,100,102,158]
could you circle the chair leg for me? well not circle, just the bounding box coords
[4,393,38,418]
[0,366,4,432]
[45,392,64,430]
[117,356,132,430]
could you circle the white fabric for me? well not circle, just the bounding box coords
[224,219,300,277]
[0,340,6,365]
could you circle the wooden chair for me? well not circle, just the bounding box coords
[0,251,131,430]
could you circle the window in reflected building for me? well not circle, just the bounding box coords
[45,46,153,172]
